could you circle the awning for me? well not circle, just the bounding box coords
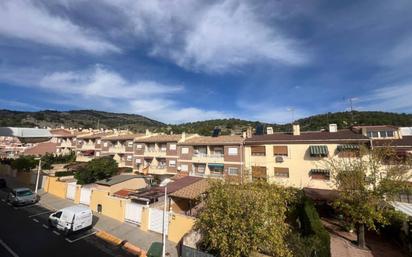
[309,145,329,156]
[208,163,224,168]
[337,144,359,151]
[309,169,330,175]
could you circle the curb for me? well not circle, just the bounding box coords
[95,230,147,257]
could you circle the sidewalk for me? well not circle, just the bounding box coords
[2,176,179,257]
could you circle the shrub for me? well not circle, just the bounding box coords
[298,198,331,257]
[55,171,74,177]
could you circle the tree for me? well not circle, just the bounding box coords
[11,156,37,172]
[327,146,412,249]
[74,157,118,185]
[195,180,296,257]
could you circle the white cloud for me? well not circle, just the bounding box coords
[359,84,412,111]
[0,0,120,54]
[104,0,307,72]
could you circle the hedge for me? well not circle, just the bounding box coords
[298,197,331,257]
[55,171,74,177]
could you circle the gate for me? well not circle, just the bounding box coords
[125,202,143,224]
[80,185,94,205]
[149,208,169,235]
[66,182,77,200]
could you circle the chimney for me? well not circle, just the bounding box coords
[145,129,151,136]
[181,132,186,141]
[329,124,338,133]
[246,127,252,138]
[266,127,273,135]
[293,124,300,136]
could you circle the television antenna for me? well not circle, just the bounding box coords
[287,108,295,124]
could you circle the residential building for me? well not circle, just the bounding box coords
[352,125,401,140]
[101,134,144,168]
[134,133,190,175]
[177,135,244,179]
[50,128,79,155]
[244,124,370,190]
[75,132,113,162]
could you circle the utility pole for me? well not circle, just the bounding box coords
[162,186,167,257]
[34,158,41,193]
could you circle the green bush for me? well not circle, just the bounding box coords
[55,171,74,177]
[298,198,331,257]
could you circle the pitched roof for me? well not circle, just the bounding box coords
[170,179,209,200]
[180,135,244,145]
[78,132,113,140]
[113,189,136,198]
[245,129,369,144]
[96,175,145,186]
[50,129,74,137]
[134,134,182,143]
[373,136,412,148]
[102,134,144,141]
[23,142,57,156]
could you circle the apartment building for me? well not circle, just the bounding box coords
[244,124,370,190]
[177,135,244,179]
[352,125,401,140]
[134,134,187,175]
[101,134,143,168]
[75,132,113,162]
[50,129,78,155]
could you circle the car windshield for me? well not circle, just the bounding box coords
[16,190,33,197]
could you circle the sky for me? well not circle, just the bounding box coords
[0,0,412,124]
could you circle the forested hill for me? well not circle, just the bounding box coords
[0,109,164,131]
[0,109,411,135]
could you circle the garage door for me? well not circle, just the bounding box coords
[80,185,94,205]
[125,202,144,224]
[66,182,77,200]
[149,208,169,235]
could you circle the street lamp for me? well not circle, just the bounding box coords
[34,157,42,193]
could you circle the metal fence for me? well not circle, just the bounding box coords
[181,245,215,257]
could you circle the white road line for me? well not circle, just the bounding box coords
[32,218,39,223]
[65,231,96,243]
[0,239,19,257]
[52,231,60,236]
[28,211,52,218]
[42,224,49,229]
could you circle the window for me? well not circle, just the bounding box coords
[274,167,289,178]
[127,141,133,147]
[228,167,239,176]
[252,166,267,181]
[180,164,189,171]
[53,211,62,218]
[195,164,206,173]
[367,131,379,138]
[228,147,238,156]
[387,131,394,137]
[273,146,288,156]
[16,190,33,197]
[209,164,224,173]
[95,152,100,157]
[169,160,176,167]
[136,144,142,149]
[309,169,330,180]
[160,144,167,151]
[181,147,189,154]
[251,146,266,156]
[169,143,176,150]
[97,139,101,144]
[135,159,141,164]
[103,142,108,147]
[127,155,132,161]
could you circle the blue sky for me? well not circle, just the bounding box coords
[0,0,412,124]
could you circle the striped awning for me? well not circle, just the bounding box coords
[309,169,330,175]
[309,145,329,156]
[208,163,224,168]
[337,144,359,151]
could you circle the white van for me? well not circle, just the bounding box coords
[48,205,93,234]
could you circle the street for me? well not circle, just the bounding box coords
[0,188,134,257]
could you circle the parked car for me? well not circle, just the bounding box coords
[0,178,6,188]
[7,188,40,206]
[49,205,93,234]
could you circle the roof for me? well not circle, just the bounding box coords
[102,134,143,141]
[134,134,182,143]
[113,189,136,198]
[352,125,399,131]
[391,201,412,217]
[179,135,244,145]
[77,132,113,140]
[170,179,209,200]
[23,142,57,156]
[163,176,203,193]
[50,129,74,137]
[96,175,144,186]
[0,127,52,143]
[373,136,412,148]
[245,129,369,144]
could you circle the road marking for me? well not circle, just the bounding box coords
[29,211,52,218]
[42,224,49,229]
[65,231,96,243]
[0,239,19,257]
[53,231,61,236]
[32,218,39,223]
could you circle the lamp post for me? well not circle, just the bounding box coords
[162,186,167,257]
[34,158,41,193]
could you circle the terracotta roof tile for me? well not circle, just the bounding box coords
[78,132,113,139]
[170,179,209,200]
[102,134,144,141]
[373,136,412,147]
[50,129,74,137]
[113,189,136,199]
[24,142,57,156]
[180,135,244,145]
[135,134,183,143]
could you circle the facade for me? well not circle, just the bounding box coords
[75,132,113,162]
[177,135,244,180]
[244,124,370,190]
[134,134,190,175]
[50,129,78,155]
[101,134,143,168]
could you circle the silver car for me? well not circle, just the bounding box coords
[8,187,40,206]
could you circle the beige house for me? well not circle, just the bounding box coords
[75,132,113,162]
[244,124,370,190]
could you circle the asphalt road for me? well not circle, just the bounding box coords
[0,188,133,257]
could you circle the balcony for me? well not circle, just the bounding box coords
[79,142,96,150]
[147,164,169,174]
[192,153,224,162]
[108,145,126,153]
[144,148,167,157]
